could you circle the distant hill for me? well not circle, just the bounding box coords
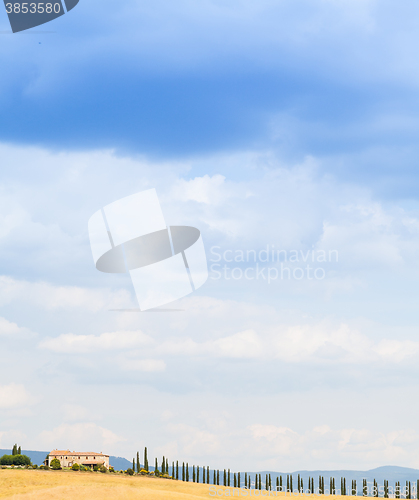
[247,466,419,492]
[0,449,132,470]
[1,450,418,487]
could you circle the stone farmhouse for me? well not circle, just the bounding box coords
[47,449,110,468]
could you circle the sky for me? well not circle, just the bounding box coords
[1,0,419,473]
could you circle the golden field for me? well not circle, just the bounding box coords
[0,469,212,499]
[0,470,345,500]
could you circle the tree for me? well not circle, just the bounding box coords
[224,469,226,487]
[228,469,230,487]
[126,468,134,476]
[132,459,135,472]
[186,463,189,482]
[182,462,185,481]
[144,447,148,471]
[12,444,17,456]
[72,463,80,471]
[269,474,272,491]
[50,458,61,470]
[193,465,196,482]
[213,470,216,485]
[363,479,367,497]
[287,475,289,492]
[176,461,179,480]
[155,457,159,475]
[238,472,240,489]
[17,446,21,455]
[197,465,200,483]
[266,474,268,490]
[217,470,219,486]
[162,456,165,475]
[136,451,140,473]
[290,475,293,493]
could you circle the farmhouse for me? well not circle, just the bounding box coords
[47,449,110,468]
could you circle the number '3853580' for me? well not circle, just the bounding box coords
[5,3,61,14]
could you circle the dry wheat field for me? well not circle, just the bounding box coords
[0,469,348,500]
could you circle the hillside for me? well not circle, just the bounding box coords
[0,469,215,499]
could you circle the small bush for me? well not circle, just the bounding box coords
[126,468,134,476]
[50,459,61,470]
[32,464,38,469]
[109,467,115,473]
[99,465,107,473]
[72,463,80,471]
[93,465,99,472]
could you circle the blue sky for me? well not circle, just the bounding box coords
[1,0,419,473]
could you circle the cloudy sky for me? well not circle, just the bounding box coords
[1,0,419,473]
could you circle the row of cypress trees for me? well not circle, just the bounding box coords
[131,449,419,496]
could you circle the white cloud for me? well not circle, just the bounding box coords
[39,331,152,354]
[0,384,31,409]
[118,358,166,372]
[37,423,125,451]
[0,317,33,337]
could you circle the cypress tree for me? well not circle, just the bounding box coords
[269,474,272,491]
[217,470,220,486]
[331,478,333,494]
[256,474,259,490]
[277,476,279,491]
[223,469,226,487]
[266,474,268,490]
[166,459,169,474]
[207,467,210,484]
[238,472,241,488]
[17,446,21,455]
[322,477,324,495]
[193,466,196,482]
[311,478,314,494]
[319,476,322,495]
[172,461,174,478]
[186,463,189,482]
[162,456,165,475]
[248,475,250,489]
[259,474,262,490]
[298,474,301,492]
[12,444,17,456]
[155,457,159,475]
[290,475,293,493]
[363,479,367,497]
[308,476,311,493]
[344,478,347,496]
[245,473,248,490]
[280,476,283,492]
[182,462,185,481]
[417,480,419,500]
[228,469,230,487]
[144,447,148,471]
[301,478,303,492]
[132,458,135,471]
[176,461,179,480]
[197,465,200,483]
[137,451,140,473]
[234,473,237,488]
[287,475,289,492]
